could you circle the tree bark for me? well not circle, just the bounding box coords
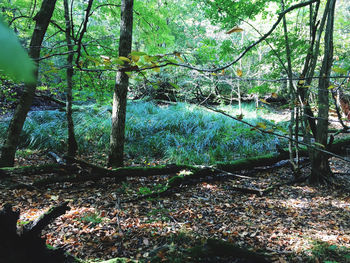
[108,0,134,168]
[0,0,57,167]
[64,0,78,157]
[310,0,336,184]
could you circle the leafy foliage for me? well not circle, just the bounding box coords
[0,19,35,83]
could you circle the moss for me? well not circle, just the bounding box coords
[94,258,137,263]
[216,153,282,172]
[112,164,194,177]
[0,164,63,178]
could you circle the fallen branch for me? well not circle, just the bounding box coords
[34,94,66,106]
[64,156,192,178]
[0,163,66,178]
[4,135,350,190]
[48,151,66,165]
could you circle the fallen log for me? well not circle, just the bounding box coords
[34,94,66,107]
[64,156,194,178]
[0,202,76,263]
[217,136,350,173]
[123,167,262,203]
[0,163,66,178]
[4,136,350,190]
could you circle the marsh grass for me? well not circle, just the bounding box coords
[0,101,283,165]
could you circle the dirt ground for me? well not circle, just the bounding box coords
[0,150,349,262]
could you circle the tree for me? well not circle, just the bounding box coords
[108,0,134,167]
[0,0,57,167]
[309,0,337,184]
[197,0,342,184]
[64,0,78,157]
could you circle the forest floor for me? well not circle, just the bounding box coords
[1,151,350,263]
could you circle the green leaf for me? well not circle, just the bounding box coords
[114,58,125,65]
[257,122,267,129]
[131,55,140,62]
[332,67,348,75]
[131,51,147,56]
[37,86,49,91]
[166,58,178,64]
[144,55,159,63]
[152,66,160,73]
[169,82,180,90]
[119,56,131,63]
[174,52,184,62]
[0,19,35,83]
[313,142,325,148]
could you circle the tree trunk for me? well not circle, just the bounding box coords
[108,0,134,168]
[281,0,300,177]
[64,0,78,157]
[310,0,336,184]
[0,0,57,167]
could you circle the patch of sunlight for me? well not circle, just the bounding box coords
[201,182,219,190]
[300,186,317,193]
[219,104,259,119]
[314,232,339,242]
[329,199,350,210]
[18,207,44,225]
[283,231,349,255]
[283,198,310,209]
[183,103,197,112]
[286,233,313,253]
[283,193,350,211]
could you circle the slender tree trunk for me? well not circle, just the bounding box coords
[309,0,336,184]
[108,0,134,167]
[281,0,300,176]
[299,1,322,140]
[64,0,78,157]
[0,0,57,167]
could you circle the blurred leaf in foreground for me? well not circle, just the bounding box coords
[0,19,36,84]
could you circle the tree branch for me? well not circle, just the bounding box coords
[75,0,94,68]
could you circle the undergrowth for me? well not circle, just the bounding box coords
[306,240,350,263]
[0,101,284,165]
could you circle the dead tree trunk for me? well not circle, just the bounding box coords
[0,202,74,263]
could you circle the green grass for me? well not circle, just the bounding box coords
[0,101,284,165]
[78,212,103,226]
[306,240,350,263]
